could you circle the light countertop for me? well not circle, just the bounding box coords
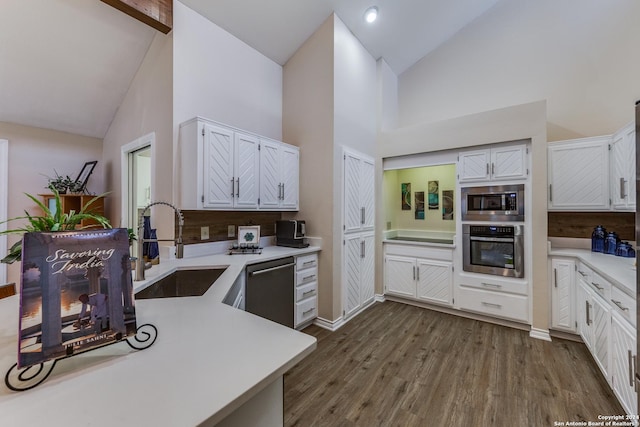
[549,247,636,298]
[0,245,320,426]
[382,229,455,248]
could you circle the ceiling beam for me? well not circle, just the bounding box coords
[101,0,172,34]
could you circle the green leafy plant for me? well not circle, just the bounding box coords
[0,188,111,264]
[46,171,75,194]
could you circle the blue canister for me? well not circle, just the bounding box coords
[616,241,636,258]
[591,225,606,253]
[604,231,619,255]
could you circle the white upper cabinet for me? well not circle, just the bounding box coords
[178,117,299,211]
[610,122,636,211]
[548,136,610,211]
[344,149,375,233]
[259,138,299,210]
[458,143,528,183]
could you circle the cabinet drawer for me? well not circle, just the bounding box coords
[296,254,318,271]
[296,281,317,302]
[295,296,317,326]
[610,286,636,328]
[458,275,528,296]
[296,268,318,286]
[458,286,529,323]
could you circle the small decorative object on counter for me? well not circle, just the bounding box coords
[615,241,636,258]
[591,225,606,253]
[604,231,619,255]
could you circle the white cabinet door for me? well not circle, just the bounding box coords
[548,137,610,210]
[611,123,635,211]
[591,293,610,378]
[281,144,299,210]
[258,139,281,209]
[344,234,363,318]
[203,123,235,209]
[550,258,575,332]
[344,149,375,233]
[491,145,528,180]
[360,233,375,307]
[233,132,260,209]
[611,312,638,416]
[361,159,375,229]
[416,259,452,306]
[576,280,593,349]
[458,149,490,182]
[384,255,416,298]
[344,152,363,233]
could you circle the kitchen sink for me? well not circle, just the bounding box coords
[135,267,227,299]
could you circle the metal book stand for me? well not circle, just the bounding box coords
[4,323,158,392]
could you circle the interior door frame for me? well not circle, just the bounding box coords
[120,132,155,229]
[0,139,8,284]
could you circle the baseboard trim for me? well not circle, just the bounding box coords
[314,316,345,332]
[374,293,386,302]
[529,327,552,342]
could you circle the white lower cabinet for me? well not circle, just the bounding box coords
[295,253,318,329]
[384,243,453,307]
[550,258,575,332]
[457,277,529,324]
[343,232,375,320]
[611,311,638,416]
[576,278,610,378]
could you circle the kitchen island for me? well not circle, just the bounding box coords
[0,245,319,427]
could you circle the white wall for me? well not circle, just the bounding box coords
[0,122,103,285]
[173,1,283,140]
[398,0,640,140]
[102,31,173,238]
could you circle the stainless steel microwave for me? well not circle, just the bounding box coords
[461,184,524,222]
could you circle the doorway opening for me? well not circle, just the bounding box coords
[121,133,154,231]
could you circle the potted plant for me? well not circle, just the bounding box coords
[46,171,74,194]
[0,188,111,264]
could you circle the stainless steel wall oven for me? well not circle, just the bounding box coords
[463,224,524,278]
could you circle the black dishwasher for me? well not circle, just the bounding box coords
[245,257,295,328]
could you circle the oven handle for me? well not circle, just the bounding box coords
[469,236,514,243]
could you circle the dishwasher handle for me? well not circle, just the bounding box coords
[249,262,295,276]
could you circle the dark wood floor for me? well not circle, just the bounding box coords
[284,301,624,427]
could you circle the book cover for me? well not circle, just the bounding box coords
[18,228,136,368]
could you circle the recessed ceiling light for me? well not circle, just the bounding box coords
[364,6,378,24]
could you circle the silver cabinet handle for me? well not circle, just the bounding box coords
[591,282,604,291]
[302,260,315,267]
[620,177,627,199]
[360,240,365,258]
[303,308,314,316]
[282,183,285,200]
[491,162,495,175]
[577,270,587,277]
[482,282,502,289]
[586,301,592,325]
[481,301,502,309]
[361,207,365,224]
[236,178,240,197]
[612,299,629,311]
[629,350,634,387]
[303,275,316,282]
[416,267,420,281]
[549,184,553,202]
[553,269,558,288]
[278,183,282,200]
[486,163,489,175]
[413,266,416,281]
[634,355,638,391]
[302,289,315,296]
[231,177,235,197]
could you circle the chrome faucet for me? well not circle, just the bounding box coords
[135,201,184,281]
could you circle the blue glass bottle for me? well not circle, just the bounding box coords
[604,231,619,255]
[591,225,606,253]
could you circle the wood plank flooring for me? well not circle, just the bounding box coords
[284,301,624,427]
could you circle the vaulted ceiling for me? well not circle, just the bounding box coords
[0,0,499,139]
